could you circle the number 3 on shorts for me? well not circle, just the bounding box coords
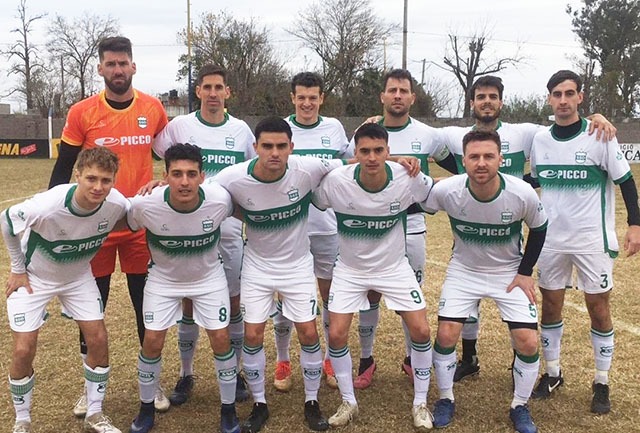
[600,273,609,289]
[410,290,422,304]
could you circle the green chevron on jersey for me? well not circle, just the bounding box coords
[449,216,522,245]
[336,211,407,240]
[293,149,341,160]
[25,231,108,266]
[146,229,221,256]
[201,149,246,176]
[241,192,311,231]
[536,164,606,189]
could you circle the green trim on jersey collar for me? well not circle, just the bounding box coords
[65,185,104,217]
[472,120,502,131]
[379,117,411,132]
[550,117,587,142]
[248,158,288,183]
[354,162,392,193]
[164,186,205,213]
[289,114,323,129]
[196,110,229,127]
[466,172,505,203]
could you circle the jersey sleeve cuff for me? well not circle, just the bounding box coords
[60,135,83,146]
[531,220,548,232]
[614,171,632,185]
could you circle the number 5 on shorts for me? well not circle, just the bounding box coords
[410,290,422,304]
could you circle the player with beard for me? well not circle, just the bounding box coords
[48,36,169,415]
[437,75,616,383]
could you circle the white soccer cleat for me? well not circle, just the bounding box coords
[12,420,31,433]
[154,385,170,412]
[328,400,358,428]
[73,393,88,417]
[412,403,434,431]
[83,412,121,433]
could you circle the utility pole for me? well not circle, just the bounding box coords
[421,58,426,86]
[383,36,387,71]
[402,0,408,69]
[60,55,65,116]
[187,0,193,113]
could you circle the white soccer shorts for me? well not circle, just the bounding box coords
[537,251,614,294]
[7,277,104,332]
[438,269,538,324]
[143,276,230,331]
[309,234,338,280]
[328,260,426,314]
[241,272,318,324]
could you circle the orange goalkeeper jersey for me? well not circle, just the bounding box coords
[62,89,168,197]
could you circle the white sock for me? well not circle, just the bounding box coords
[511,352,540,409]
[329,345,357,406]
[591,328,614,384]
[273,301,292,362]
[229,312,244,367]
[9,373,34,423]
[411,340,432,406]
[461,318,480,340]
[541,321,563,377]
[138,352,161,404]
[322,302,330,360]
[84,363,110,417]
[358,302,379,359]
[243,344,266,404]
[178,316,199,377]
[433,342,456,401]
[300,341,323,402]
[401,319,412,357]
[215,348,238,405]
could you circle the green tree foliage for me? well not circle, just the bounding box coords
[501,95,553,124]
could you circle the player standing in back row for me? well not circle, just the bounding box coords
[529,70,640,414]
[47,36,169,414]
[271,72,351,392]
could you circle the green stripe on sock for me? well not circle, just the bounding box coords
[516,352,540,364]
[84,367,110,383]
[301,342,321,353]
[541,321,564,330]
[138,352,161,365]
[359,302,380,313]
[323,301,329,309]
[591,328,614,337]
[10,376,34,396]
[411,340,432,352]
[465,317,478,324]
[243,344,263,355]
[230,313,243,324]
[276,300,283,313]
[329,346,349,358]
[179,315,196,325]
[215,348,236,361]
[434,342,455,355]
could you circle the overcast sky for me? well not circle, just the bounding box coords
[0,0,587,115]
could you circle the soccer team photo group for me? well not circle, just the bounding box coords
[2,12,640,433]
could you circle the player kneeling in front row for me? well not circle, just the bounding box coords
[424,130,547,433]
[313,123,436,430]
[2,147,128,433]
[129,143,240,433]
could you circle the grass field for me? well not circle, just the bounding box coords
[1,159,639,433]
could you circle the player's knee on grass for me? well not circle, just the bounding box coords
[509,327,538,357]
[78,321,109,362]
[436,319,464,348]
[244,322,266,347]
[585,292,612,330]
[141,329,167,359]
[400,310,431,342]
[12,332,38,372]
[540,288,565,323]
[295,319,319,345]
[329,319,351,349]
[206,328,232,354]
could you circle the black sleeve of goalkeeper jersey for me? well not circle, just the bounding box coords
[435,153,459,175]
[523,173,540,189]
[518,227,546,276]
[620,176,640,226]
[48,142,82,189]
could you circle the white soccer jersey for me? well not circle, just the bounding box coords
[287,114,351,236]
[424,173,547,273]
[440,121,543,178]
[530,118,631,256]
[4,184,128,287]
[313,162,434,273]
[348,117,450,235]
[153,111,256,177]
[214,155,344,277]
[127,183,233,286]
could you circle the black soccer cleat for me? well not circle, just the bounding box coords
[453,358,480,382]
[591,382,611,414]
[235,373,249,403]
[241,402,269,433]
[169,375,194,406]
[304,400,329,431]
[531,371,564,399]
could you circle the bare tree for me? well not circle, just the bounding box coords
[433,26,524,118]
[288,0,392,113]
[47,13,119,101]
[2,0,47,110]
[177,11,289,115]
